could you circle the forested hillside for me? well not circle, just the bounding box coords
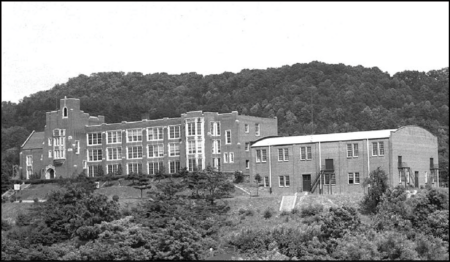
[1,61,448,175]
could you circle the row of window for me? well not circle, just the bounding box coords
[87,126,182,145]
[264,172,360,188]
[258,142,385,163]
[87,143,182,161]
[256,146,312,163]
[87,160,181,177]
[244,123,261,136]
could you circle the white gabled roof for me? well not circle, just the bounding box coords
[252,129,397,147]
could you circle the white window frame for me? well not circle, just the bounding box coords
[87,149,103,162]
[224,152,229,163]
[261,149,267,162]
[106,147,122,161]
[106,130,122,144]
[127,146,143,159]
[348,172,360,184]
[126,128,143,143]
[188,140,196,154]
[256,149,261,163]
[169,142,180,157]
[245,160,249,169]
[300,146,312,160]
[278,148,289,161]
[147,127,164,141]
[212,139,221,154]
[255,123,260,136]
[169,160,180,174]
[244,124,249,133]
[48,150,52,158]
[229,152,234,163]
[148,144,164,158]
[107,164,119,175]
[169,125,181,139]
[75,140,80,154]
[26,155,33,166]
[210,121,221,136]
[48,138,52,146]
[347,143,359,158]
[63,107,68,118]
[148,162,163,175]
[278,175,290,187]
[225,130,232,144]
[245,142,250,151]
[87,132,102,146]
[128,162,142,175]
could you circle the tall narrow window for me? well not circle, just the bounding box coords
[261,149,267,162]
[255,123,260,136]
[75,140,80,154]
[225,130,231,144]
[224,152,228,163]
[301,146,312,160]
[244,124,249,133]
[148,127,164,141]
[245,142,250,151]
[256,150,261,163]
[63,107,68,118]
[169,143,180,156]
[264,176,269,187]
[372,142,378,156]
[229,152,234,163]
[210,122,220,136]
[246,160,249,169]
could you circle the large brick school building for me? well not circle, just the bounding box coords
[19,97,277,179]
[20,97,440,194]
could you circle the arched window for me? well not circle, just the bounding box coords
[63,107,68,118]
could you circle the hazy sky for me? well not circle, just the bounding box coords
[2,2,449,103]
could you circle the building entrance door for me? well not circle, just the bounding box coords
[49,169,55,179]
[303,174,311,192]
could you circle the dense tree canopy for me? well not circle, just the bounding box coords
[1,62,448,175]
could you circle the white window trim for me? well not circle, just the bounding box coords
[224,152,229,163]
[126,128,143,143]
[87,132,102,146]
[168,125,181,139]
[348,172,360,184]
[229,152,234,163]
[148,144,164,158]
[256,149,261,163]
[245,160,249,169]
[261,149,267,163]
[87,149,103,162]
[255,123,261,136]
[278,175,290,187]
[106,130,122,144]
[244,124,249,133]
[106,147,122,161]
[147,126,164,141]
[127,146,143,159]
[225,130,232,144]
[62,107,68,118]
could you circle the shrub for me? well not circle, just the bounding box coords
[112,195,119,202]
[33,197,39,203]
[280,210,290,216]
[16,213,32,227]
[19,199,22,203]
[300,203,324,218]
[234,171,244,184]
[263,208,273,219]
[2,219,12,231]
[291,207,300,215]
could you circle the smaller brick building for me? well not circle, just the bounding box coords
[250,126,440,195]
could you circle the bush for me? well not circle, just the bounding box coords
[263,208,273,219]
[280,210,290,216]
[300,203,324,218]
[291,207,300,215]
[16,213,32,227]
[112,195,119,202]
[33,197,39,203]
[2,219,12,231]
[234,171,244,184]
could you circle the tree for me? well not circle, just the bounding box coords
[202,166,235,204]
[134,175,152,199]
[255,173,262,196]
[360,167,389,214]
